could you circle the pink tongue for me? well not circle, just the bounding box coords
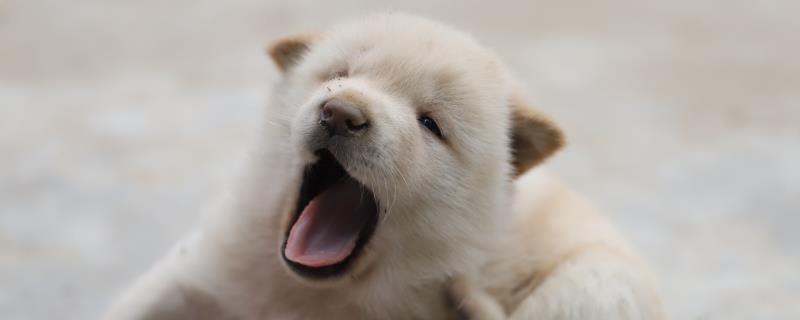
[285,178,371,267]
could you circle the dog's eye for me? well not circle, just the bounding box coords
[418,116,443,138]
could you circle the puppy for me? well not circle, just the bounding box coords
[105,13,664,320]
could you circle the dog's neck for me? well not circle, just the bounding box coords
[202,205,454,319]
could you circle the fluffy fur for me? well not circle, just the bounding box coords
[105,13,664,320]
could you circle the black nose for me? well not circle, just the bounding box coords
[319,98,369,136]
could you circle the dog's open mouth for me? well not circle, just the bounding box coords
[282,149,379,278]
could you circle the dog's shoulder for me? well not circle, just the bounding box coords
[465,169,664,318]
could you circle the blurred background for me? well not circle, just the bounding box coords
[1,0,798,319]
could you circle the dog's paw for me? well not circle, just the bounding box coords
[446,276,506,320]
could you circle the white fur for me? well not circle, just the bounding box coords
[105,13,663,320]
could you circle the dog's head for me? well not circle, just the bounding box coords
[265,14,563,289]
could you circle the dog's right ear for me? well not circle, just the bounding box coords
[267,33,317,72]
[509,96,565,178]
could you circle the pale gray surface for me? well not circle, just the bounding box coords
[1,1,798,319]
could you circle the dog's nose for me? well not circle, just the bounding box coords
[319,98,368,136]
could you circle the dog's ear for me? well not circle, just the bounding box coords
[267,33,317,72]
[510,96,565,177]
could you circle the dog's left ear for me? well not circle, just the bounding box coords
[267,33,317,72]
[510,97,565,177]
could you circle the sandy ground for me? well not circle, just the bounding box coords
[1,0,799,319]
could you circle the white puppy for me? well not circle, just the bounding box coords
[105,13,664,320]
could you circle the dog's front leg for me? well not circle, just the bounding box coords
[448,250,664,320]
[448,276,507,320]
[104,240,235,320]
[504,250,664,320]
